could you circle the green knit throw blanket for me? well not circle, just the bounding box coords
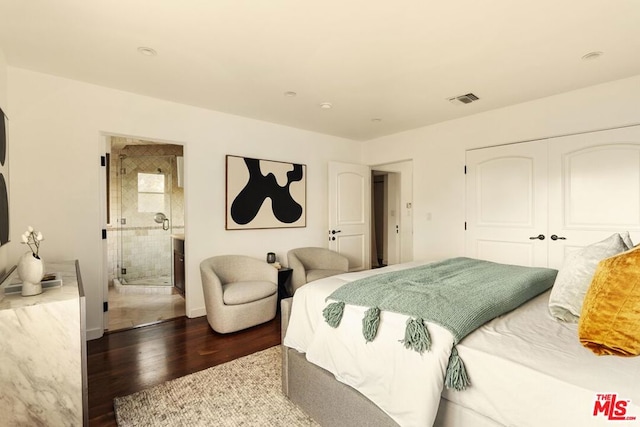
[322,257,557,391]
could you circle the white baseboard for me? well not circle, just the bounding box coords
[188,306,206,318]
[86,327,104,341]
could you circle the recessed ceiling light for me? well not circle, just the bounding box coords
[581,51,604,61]
[137,47,157,57]
[371,118,382,123]
[284,91,297,97]
[319,102,332,109]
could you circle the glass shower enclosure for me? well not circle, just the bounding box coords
[117,154,175,287]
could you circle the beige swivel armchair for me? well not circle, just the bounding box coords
[287,247,349,295]
[200,255,278,334]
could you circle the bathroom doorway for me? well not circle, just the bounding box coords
[106,136,185,331]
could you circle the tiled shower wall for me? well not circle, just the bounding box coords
[107,138,184,285]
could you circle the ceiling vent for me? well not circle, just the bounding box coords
[448,93,480,105]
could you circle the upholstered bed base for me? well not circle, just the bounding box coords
[285,347,398,426]
[280,297,397,426]
[280,298,502,427]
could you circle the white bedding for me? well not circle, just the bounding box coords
[284,261,640,427]
[444,290,640,427]
[284,261,455,426]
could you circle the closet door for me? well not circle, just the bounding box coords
[465,141,549,267]
[547,126,640,268]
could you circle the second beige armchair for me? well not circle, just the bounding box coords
[287,247,349,295]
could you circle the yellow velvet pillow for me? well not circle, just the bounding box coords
[578,246,640,356]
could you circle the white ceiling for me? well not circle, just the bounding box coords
[1,1,639,141]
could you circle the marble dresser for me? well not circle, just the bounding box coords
[0,260,87,426]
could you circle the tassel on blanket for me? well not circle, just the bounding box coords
[445,347,470,391]
[401,317,431,353]
[323,301,345,328]
[362,307,381,342]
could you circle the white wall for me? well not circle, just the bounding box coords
[364,74,640,262]
[0,49,9,278]
[7,67,362,339]
[0,49,6,106]
[8,63,640,340]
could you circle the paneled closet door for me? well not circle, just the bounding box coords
[465,141,549,267]
[547,126,640,269]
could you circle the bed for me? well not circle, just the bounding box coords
[281,249,640,426]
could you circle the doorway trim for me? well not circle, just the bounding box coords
[371,160,413,264]
[99,131,187,335]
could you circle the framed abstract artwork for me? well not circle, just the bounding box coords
[0,107,8,246]
[225,155,306,230]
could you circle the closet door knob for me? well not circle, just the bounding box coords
[550,234,566,241]
[529,234,545,240]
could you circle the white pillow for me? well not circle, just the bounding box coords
[620,231,634,250]
[548,233,627,322]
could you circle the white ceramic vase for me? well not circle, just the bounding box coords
[17,252,44,296]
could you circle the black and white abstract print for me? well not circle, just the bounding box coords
[226,155,306,229]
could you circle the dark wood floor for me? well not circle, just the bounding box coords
[87,314,281,426]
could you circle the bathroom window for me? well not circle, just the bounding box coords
[138,173,165,212]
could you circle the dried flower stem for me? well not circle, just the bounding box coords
[21,227,44,258]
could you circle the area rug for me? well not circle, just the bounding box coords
[114,346,319,426]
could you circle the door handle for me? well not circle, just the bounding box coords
[550,234,566,241]
[529,234,545,240]
[162,218,170,231]
[330,230,342,235]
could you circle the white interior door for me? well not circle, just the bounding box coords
[466,141,549,267]
[547,126,640,268]
[328,161,371,271]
